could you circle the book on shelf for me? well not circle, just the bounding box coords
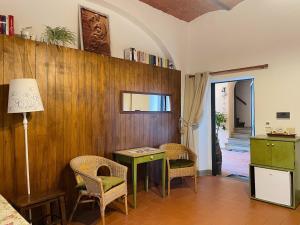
[8,15,14,35]
[0,15,14,35]
[124,48,137,61]
[123,47,174,69]
[0,15,6,35]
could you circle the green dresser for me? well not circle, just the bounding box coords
[250,135,300,208]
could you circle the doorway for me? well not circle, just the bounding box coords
[211,78,255,178]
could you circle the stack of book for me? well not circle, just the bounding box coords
[124,48,174,69]
[0,15,14,35]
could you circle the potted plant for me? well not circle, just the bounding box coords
[215,112,227,175]
[42,26,76,47]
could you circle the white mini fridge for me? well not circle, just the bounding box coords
[254,167,292,206]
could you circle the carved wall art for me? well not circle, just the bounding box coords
[79,6,111,56]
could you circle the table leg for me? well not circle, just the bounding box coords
[162,157,166,197]
[132,159,137,208]
[43,202,51,224]
[58,196,67,225]
[145,163,149,192]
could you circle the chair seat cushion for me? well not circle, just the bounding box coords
[97,176,124,192]
[76,182,86,190]
[170,159,194,169]
[76,176,124,192]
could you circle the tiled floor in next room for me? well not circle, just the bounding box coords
[222,149,250,177]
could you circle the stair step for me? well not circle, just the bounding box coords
[231,133,251,139]
[225,142,249,149]
[227,138,250,146]
[225,143,250,152]
[225,136,250,152]
[234,127,251,134]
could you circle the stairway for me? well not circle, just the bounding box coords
[235,117,245,128]
[225,127,251,152]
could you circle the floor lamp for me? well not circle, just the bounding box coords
[7,78,44,197]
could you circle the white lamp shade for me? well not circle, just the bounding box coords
[7,78,44,113]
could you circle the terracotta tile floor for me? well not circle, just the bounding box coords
[222,149,250,177]
[70,176,300,225]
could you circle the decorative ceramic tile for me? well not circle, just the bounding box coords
[0,195,29,225]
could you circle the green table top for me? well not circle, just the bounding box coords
[114,147,165,158]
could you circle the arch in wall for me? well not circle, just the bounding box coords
[87,0,175,67]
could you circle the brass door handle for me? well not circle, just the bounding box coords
[266,143,270,146]
[150,156,154,160]
[271,143,275,147]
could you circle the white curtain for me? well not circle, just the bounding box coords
[182,72,209,152]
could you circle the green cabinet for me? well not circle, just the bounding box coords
[250,139,272,166]
[272,141,294,169]
[251,138,294,170]
[250,135,300,209]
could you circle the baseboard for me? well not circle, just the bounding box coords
[197,170,212,176]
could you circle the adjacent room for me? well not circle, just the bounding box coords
[213,79,253,179]
[1,1,300,225]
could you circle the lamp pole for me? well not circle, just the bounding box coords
[23,112,31,195]
[23,112,33,222]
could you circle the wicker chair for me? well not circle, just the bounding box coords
[159,143,197,195]
[70,155,128,225]
[68,168,97,223]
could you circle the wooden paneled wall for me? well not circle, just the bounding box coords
[0,36,181,208]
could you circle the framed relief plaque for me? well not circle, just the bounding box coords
[79,6,111,56]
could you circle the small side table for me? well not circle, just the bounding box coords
[11,190,67,225]
[114,147,166,209]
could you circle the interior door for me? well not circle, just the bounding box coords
[211,83,217,175]
[271,141,295,169]
[211,79,255,176]
[250,79,255,136]
[250,139,272,166]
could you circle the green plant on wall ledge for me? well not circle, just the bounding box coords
[216,112,227,136]
[42,26,76,47]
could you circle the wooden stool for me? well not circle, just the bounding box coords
[11,190,67,225]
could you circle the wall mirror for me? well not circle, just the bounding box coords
[121,91,172,112]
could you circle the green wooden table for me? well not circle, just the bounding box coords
[114,147,166,208]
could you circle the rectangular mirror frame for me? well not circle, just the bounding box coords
[120,91,173,113]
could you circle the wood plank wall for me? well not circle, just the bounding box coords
[0,36,181,209]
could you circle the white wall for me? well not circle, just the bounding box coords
[92,0,188,72]
[0,0,187,72]
[215,83,229,148]
[215,83,228,114]
[187,0,300,171]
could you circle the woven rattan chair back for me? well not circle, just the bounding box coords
[159,143,197,195]
[160,143,189,160]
